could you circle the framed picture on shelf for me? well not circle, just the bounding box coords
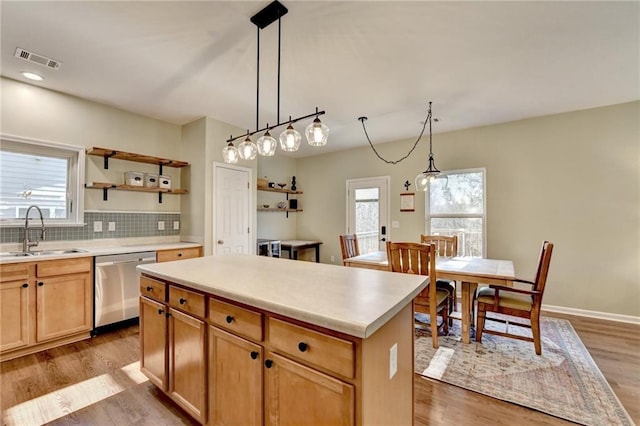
[400,192,415,212]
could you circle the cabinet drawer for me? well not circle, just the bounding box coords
[156,247,202,263]
[169,286,205,318]
[209,298,263,342]
[268,318,355,379]
[36,257,91,277]
[140,276,166,302]
[0,263,30,282]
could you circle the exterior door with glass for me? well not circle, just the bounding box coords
[346,177,390,254]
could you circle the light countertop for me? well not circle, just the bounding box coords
[138,254,428,339]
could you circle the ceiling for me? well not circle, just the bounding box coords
[1,1,638,158]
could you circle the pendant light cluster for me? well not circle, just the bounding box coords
[223,1,329,164]
[358,101,441,191]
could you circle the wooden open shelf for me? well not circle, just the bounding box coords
[87,147,189,169]
[257,208,303,213]
[257,186,302,195]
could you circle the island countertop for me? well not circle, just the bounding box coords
[138,254,427,339]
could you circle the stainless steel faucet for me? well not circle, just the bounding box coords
[23,205,46,253]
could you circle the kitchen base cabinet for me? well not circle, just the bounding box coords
[265,351,354,426]
[140,296,168,390]
[0,258,93,362]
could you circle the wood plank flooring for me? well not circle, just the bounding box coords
[1,312,638,425]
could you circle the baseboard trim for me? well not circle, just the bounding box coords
[542,304,640,325]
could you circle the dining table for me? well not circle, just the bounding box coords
[344,251,516,344]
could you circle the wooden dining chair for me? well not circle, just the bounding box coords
[420,235,458,315]
[386,241,451,348]
[339,234,360,265]
[475,241,554,355]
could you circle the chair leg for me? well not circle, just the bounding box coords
[442,307,449,335]
[531,314,542,355]
[452,282,457,312]
[476,304,486,343]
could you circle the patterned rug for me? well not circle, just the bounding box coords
[414,316,634,426]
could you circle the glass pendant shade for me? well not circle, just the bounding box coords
[222,142,239,164]
[305,117,329,146]
[256,130,277,156]
[238,136,257,160]
[279,124,301,152]
[415,154,440,191]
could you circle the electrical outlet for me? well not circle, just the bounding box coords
[158,221,165,230]
[389,343,398,379]
[93,221,102,232]
[330,255,335,263]
[108,222,116,231]
[173,221,180,230]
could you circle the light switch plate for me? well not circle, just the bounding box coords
[93,221,102,232]
[158,221,165,230]
[392,220,400,228]
[389,343,398,379]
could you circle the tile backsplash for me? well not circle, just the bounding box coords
[0,212,180,244]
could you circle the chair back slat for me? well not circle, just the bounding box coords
[339,234,360,265]
[420,234,458,257]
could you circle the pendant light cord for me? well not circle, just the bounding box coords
[359,103,432,165]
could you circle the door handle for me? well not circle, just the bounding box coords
[217,240,224,244]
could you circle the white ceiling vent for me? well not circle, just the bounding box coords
[14,48,62,70]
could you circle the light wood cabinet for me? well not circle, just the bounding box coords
[157,246,203,263]
[140,277,206,424]
[0,257,93,361]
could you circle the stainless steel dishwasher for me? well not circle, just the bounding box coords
[94,251,156,333]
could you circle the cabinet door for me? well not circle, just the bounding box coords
[265,351,354,426]
[140,296,168,391]
[36,272,92,342]
[0,280,33,352]
[169,308,206,424]
[209,326,263,426]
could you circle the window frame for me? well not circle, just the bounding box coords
[0,134,85,227]
[425,167,487,257]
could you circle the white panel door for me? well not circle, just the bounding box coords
[214,163,251,255]
[346,176,390,253]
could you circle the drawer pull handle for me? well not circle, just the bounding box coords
[146,286,153,291]
[250,351,259,360]
[38,281,44,287]
[265,359,273,369]
[179,298,186,305]
[158,309,164,315]
[298,342,308,352]
[226,315,234,324]
[22,283,28,288]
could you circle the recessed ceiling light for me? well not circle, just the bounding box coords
[21,71,44,81]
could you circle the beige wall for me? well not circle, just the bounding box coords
[295,102,640,317]
[1,77,183,212]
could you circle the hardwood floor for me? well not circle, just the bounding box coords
[1,313,638,425]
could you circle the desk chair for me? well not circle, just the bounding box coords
[339,234,359,265]
[386,241,451,348]
[476,241,554,355]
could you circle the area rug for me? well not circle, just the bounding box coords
[414,316,634,426]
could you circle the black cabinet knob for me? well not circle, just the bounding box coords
[265,359,273,368]
[38,281,44,287]
[298,342,308,352]
[226,315,234,324]
[179,298,186,305]
[178,253,182,257]
[158,308,164,315]
[146,286,153,291]
[22,283,28,288]
[250,351,259,360]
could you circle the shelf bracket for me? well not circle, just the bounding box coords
[103,151,117,169]
[159,163,163,175]
[158,192,163,204]
[102,187,109,201]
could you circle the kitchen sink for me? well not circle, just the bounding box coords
[2,248,88,257]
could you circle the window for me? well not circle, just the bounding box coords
[425,168,486,257]
[0,134,85,226]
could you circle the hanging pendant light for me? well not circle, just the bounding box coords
[305,108,329,146]
[279,118,301,152]
[256,128,277,156]
[414,102,440,191]
[222,139,239,164]
[238,133,257,160]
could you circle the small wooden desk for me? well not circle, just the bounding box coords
[344,252,515,343]
[280,240,322,263]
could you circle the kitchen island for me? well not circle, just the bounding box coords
[138,254,427,426]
